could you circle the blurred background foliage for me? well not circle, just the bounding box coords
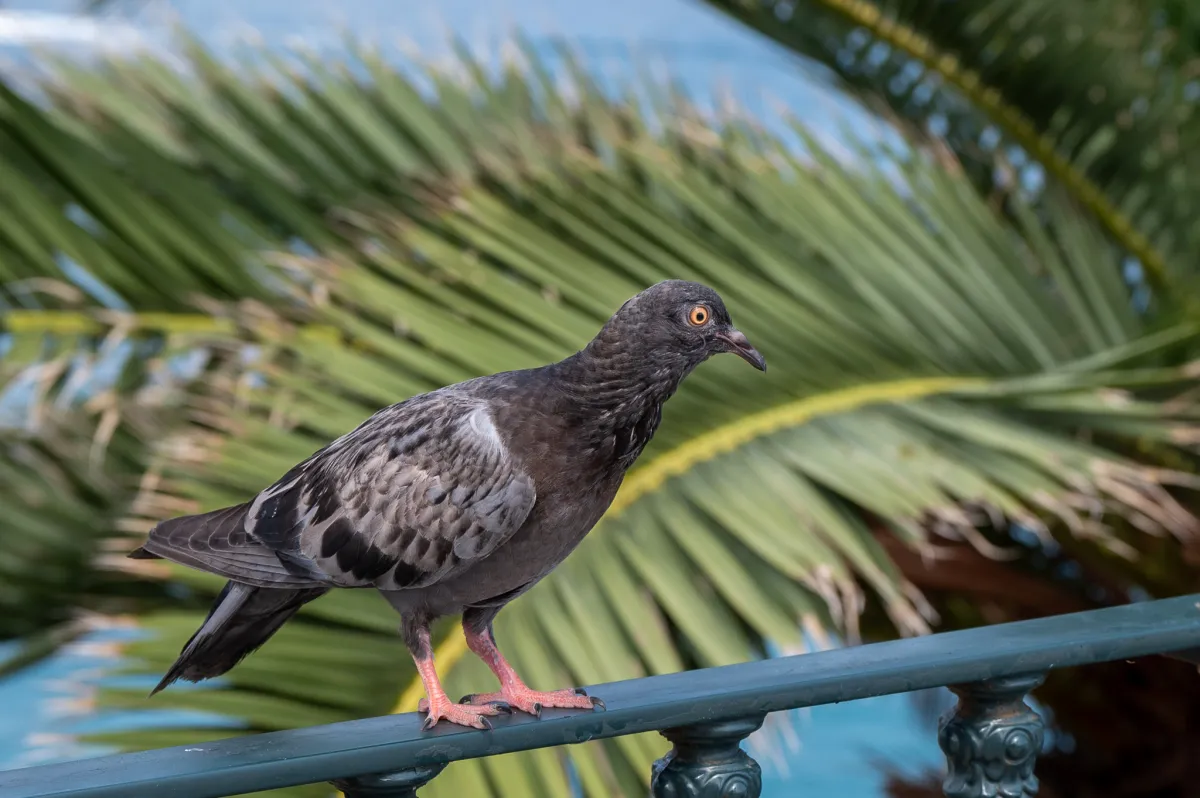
[1,1,1200,796]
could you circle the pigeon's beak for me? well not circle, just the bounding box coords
[716,328,767,372]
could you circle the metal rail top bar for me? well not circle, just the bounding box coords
[3,594,1199,798]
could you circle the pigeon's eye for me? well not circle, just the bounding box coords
[687,305,710,326]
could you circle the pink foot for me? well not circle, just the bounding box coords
[418,694,511,730]
[461,686,604,718]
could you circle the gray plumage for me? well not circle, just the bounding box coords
[132,280,765,697]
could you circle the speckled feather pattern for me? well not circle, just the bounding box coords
[243,389,539,592]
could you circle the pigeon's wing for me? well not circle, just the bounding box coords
[244,391,538,590]
[134,502,329,588]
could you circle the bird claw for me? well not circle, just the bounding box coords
[418,696,505,731]
[458,694,513,714]
[571,687,604,709]
[460,687,602,717]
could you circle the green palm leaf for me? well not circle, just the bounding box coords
[699,0,1200,290]
[1,33,1196,797]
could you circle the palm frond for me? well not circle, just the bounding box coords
[700,0,1200,289]
[0,33,1196,797]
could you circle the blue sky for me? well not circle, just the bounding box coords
[0,0,895,155]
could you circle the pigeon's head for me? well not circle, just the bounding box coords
[614,280,766,373]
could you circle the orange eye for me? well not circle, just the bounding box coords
[688,305,710,326]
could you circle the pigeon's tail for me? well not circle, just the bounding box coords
[151,581,328,695]
[133,504,331,694]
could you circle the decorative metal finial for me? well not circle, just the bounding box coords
[938,673,1046,798]
[651,715,767,798]
[331,762,447,798]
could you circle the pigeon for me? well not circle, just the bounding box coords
[130,279,766,730]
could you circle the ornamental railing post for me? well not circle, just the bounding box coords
[938,673,1046,798]
[650,714,767,798]
[330,762,446,798]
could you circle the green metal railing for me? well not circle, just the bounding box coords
[3,594,1200,798]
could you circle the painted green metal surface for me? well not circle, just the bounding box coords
[1,595,1198,798]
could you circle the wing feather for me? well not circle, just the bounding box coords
[244,391,536,590]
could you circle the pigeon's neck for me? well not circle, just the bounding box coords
[550,328,693,469]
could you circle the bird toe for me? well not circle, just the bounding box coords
[461,686,601,716]
[419,698,505,731]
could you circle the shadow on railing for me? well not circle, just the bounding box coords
[3,595,1200,798]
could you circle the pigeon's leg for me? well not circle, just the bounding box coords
[458,607,603,717]
[402,614,510,730]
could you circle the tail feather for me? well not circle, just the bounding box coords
[151,581,328,695]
